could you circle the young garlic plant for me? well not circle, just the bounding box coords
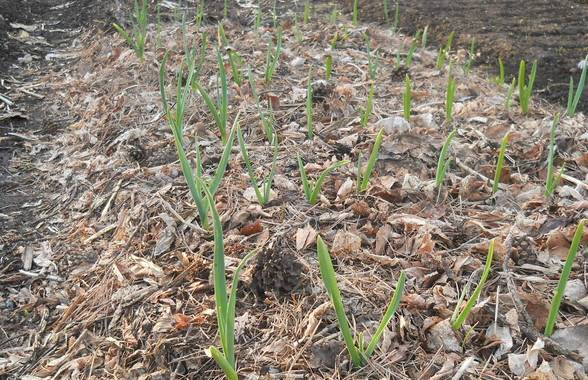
[159,53,235,229]
[113,0,149,62]
[403,75,412,121]
[492,131,511,195]
[517,59,537,114]
[193,49,230,143]
[248,68,275,141]
[545,113,561,197]
[237,125,278,205]
[360,83,375,128]
[357,128,384,192]
[435,128,457,189]
[298,156,349,205]
[566,55,588,117]
[317,236,406,367]
[451,239,495,330]
[203,181,257,379]
[545,220,586,336]
[265,28,283,83]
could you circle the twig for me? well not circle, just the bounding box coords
[17,87,44,99]
[100,179,123,220]
[455,158,506,191]
[561,173,588,191]
[0,93,14,106]
[83,223,117,244]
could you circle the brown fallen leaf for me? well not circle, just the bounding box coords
[174,313,191,330]
[296,225,317,251]
[425,318,463,353]
[519,292,550,331]
[332,230,362,256]
[351,199,370,217]
[240,220,263,236]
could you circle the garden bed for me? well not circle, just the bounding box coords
[1,1,588,379]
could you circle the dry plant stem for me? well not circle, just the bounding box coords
[502,235,583,362]
[455,158,505,191]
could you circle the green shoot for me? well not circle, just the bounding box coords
[224,0,229,18]
[495,57,505,85]
[452,239,495,330]
[403,74,412,121]
[366,36,380,80]
[435,128,457,188]
[271,0,278,28]
[303,1,311,24]
[228,48,244,86]
[492,132,511,194]
[155,2,162,49]
[421,25,428,47]
[298,156,349,205]
[325,54,333,80]
[566,55,588,117]
[353,0,359,26]
[383,0,390,22]
[217,23,229,48]
[358,128,384,192]
[195,1,205,29]
[330,32,340,50]
[159,53,236,229]
[237,126,278,205]
[436,31,455,70]
[464,39,476,75]
[517,59,537,114]
[203,181,257,379]
[505,78,516,110]
[248,68,275,140]
[436,47,446,70]
[445,76,457,121]
[329,7,340,24]
[293,14,304,43]
[405,41,417,67]
[545,113,560,197]
[395,51,402,70]
[360,83,375,128]
[391,2,400,33]
[193,49,229,143]
[265,28,283,83]
[254,1,262,31]
[545,220,586,336]
[445,31,456,53]
[112,0,149,62]
[317,236,406,367]
[306,72,314,139]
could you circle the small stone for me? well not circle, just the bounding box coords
[332,230,362,255]
[3,299,16,310]
[426,319,463,353]
[290,56,305,68]
[376,116,410,135]
[565,279,587,302]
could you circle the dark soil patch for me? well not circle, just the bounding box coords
[0,1,115,377]
[354,0,588,112]
[0,0,116,248]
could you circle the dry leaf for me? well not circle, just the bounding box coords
[240,220,263,236]
[296,225,317,251]
[332,230,362,255]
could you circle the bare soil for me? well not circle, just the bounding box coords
[356,0,588,112]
